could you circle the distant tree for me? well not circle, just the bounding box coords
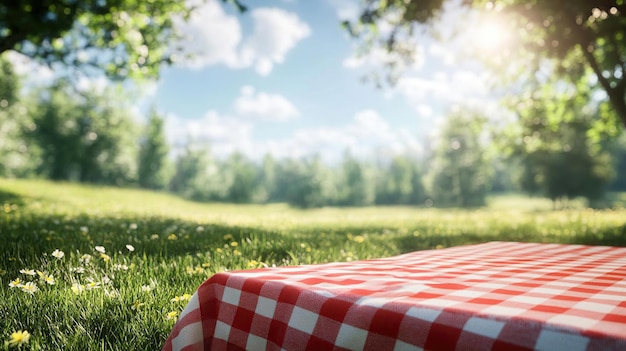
[0,0,246,80]
[138,109,170,190]
[512,81,615,207]
[27,81,137,184]
[375,155,423,205]
[256,154,277,202]
[425,110,491,207]
[0,55,37,177]
[169,143,209,200]
[607,134,626,192]
[338,152,375,206]
[224,152,258,203]
[345,1,626,130]
[277,157,336,208]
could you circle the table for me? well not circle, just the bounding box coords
[162,242,626,350]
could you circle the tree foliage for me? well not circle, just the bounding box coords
[27,82,138,184]
[346,0,626,129]
[0,0,246,79]
[425,110,492,207]
[138,109,170,190]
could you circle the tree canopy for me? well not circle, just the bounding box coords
[345,1,626,129]
[0,0,246,79]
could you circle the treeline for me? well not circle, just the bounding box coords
[1,56,625,208]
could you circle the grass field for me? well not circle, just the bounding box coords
[1,178,625,350]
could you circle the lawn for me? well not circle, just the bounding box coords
[1,178,625,350]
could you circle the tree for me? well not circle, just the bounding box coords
[276,157,336,208]
[375,155,425,205]
[346,1,626,129]
[28,81,138,184]
[338,151,375,206]
[138,109,170,189]
[0,0,246,80]
[0,55,37,177]
[425,110,491,207]
[223,152,258,203]
[511,83,615,206]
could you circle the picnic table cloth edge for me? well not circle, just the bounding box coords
[163,241,626,351]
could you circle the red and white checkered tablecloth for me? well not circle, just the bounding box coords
[162,241,626,351]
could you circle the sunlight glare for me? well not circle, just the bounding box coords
[473,19,509,51]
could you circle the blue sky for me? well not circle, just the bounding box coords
[10,0,506,162]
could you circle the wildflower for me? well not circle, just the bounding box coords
[71,283,85,294]
[102,276,111,285]
[233,249,242,256]
[21,282,38,294]
[80,226,89,233]
[125,244,135,252]
[100,253,111,262]
[181,293,192,301]
[166,311,178,320]
[51,249,65,259]
[131,301,145,310]
[247,260,259,268]
[223,234,234,241]
[196,226,204,232]
[0,269,6,276]
[216,248,223,254]
[9,278,22,288]
[95,246,105,253]
[7,330,30,347]
[150,234,159,240]
[43,274,55,285]
[80,254,92,263]
[129,223,138,230]
[167,234,177,241]
[113,264,128,271]
[141,285,152,292]
[85,278,100,290]
[230,241,238,247]
[19,269,35,276]
[201,262,211,268]
[170,296,180,302]
[353,235,365,243]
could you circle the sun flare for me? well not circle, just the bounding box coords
[474,21,508,51]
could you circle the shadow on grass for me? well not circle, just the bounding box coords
[0,189,26,207]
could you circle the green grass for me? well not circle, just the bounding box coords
[1,178,625,350]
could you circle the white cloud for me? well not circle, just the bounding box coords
[254,109,423,162]
[396,70,494,114]
[175,1,310,75]
[164,111,253,156]
[234,85,299,121]
[327,0,359,20]
[241,8,311,75]
[174,0,243,69]
[343,46,424,71]
[163,108,422,162]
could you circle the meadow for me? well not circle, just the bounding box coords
[1,178,625,350]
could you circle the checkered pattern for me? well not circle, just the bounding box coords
[162,242,626,350]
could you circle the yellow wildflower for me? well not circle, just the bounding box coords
[223,234,234,241]
[20,282,38,294]
[181,293,192,301]
[131,301,145,310]
[230,241,238,247]
[167,234,177,240]
[43,274,55,285]
[7,330,30,347]
[353,235,365,243]
[166,311,178,320]
[9,278,22,288]
[100,253,111,262]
